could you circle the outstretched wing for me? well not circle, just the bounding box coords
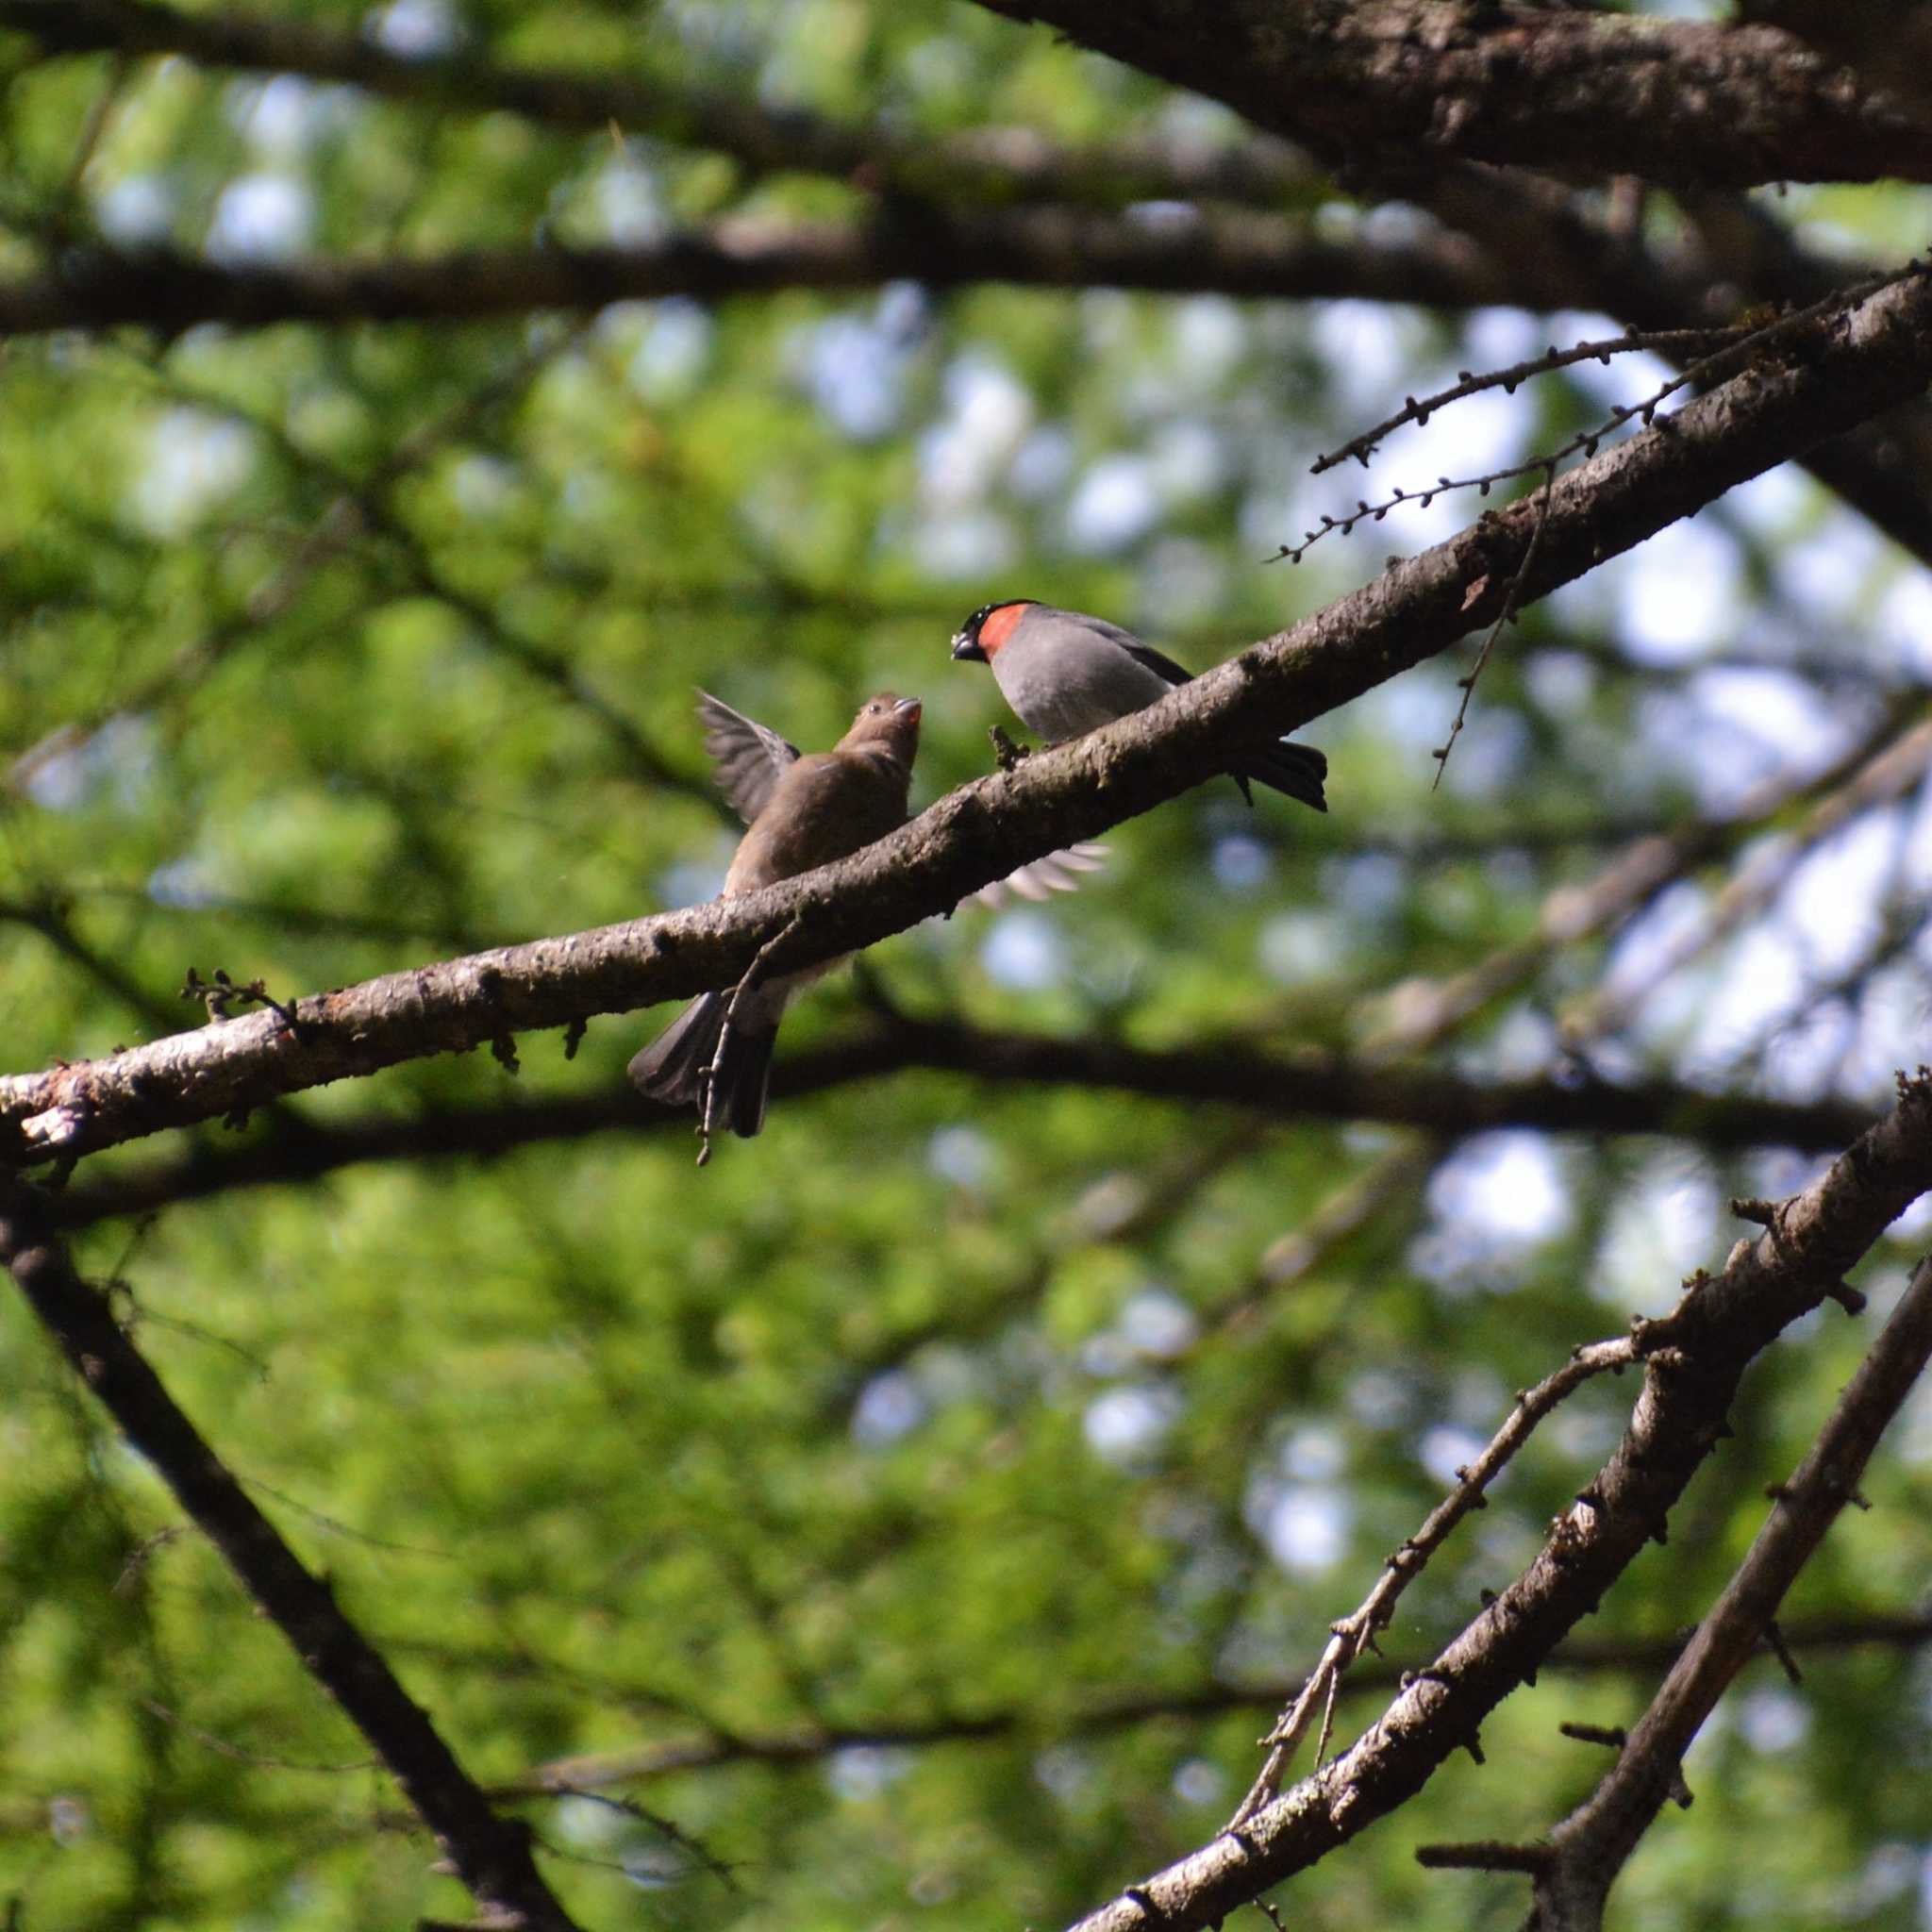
[972,843,1111,910]
[696,691,798,824]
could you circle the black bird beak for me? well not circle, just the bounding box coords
[950,631,986,663]
[895,696,923,719]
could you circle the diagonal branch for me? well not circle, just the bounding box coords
[1531,1252,1932,1930]
[0,1179,586,1932]
[1364,690,1932,1058]
[1229,1331,1643,1827]
[1558,710,1932,1045]
[0,894,181,1034]
[7,261,1932,1169]
[1058,1069,1932,1932]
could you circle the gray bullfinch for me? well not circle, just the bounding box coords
[951,600,1326,810]
[629,690,922,1146]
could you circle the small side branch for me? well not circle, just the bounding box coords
[1431,463,1555,788]
[1228,1332,1639,1825]
[1275,259,1929,566]
[1312,326,1741,474]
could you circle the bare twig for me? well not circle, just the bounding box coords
[1227,1332,1640,1826]
[1430,463,1554,789]
[1312,328,1744,474]
[1274,260,1926,565]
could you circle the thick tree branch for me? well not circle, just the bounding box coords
[1532,1253,1932,1930]
[7,151,1927,585]
[16,0,1927,201]
[965,0,1930,189]
[0,1180,585,1932]
[0,211,1512,339]
[1058,1070,1932,1932]
[1743,0,1932,127]
[7,260,1932,1169]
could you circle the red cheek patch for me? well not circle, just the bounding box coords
[977,602,1031,657]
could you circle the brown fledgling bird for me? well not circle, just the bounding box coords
[951,600,1326,811]
[629,690,922,1145]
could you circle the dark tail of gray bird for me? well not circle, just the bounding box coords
[1234,740,1327,811]
[628,993,774,1138]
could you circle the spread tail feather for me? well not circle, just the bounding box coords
[1233,740,1327,812]
[628,992,724,1106]
[628,993,775,1138]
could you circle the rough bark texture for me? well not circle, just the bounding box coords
[966,0,1930,187]
[1744,0,1932,126]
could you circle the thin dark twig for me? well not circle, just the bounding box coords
[532,1787,739,1891]
[1228,1333,1639,1827]
[1274,258,1927,566]
[1312,326,1743,474]
[1432,462,1555,788]
[698,913,805,1164]
[140,1699,375,1774]
[445,1607,1932,1801]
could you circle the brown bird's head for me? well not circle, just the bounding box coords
[838,691,923,773]
[950,600,1037,664]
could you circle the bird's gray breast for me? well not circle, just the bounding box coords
[996,633,1175,739]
